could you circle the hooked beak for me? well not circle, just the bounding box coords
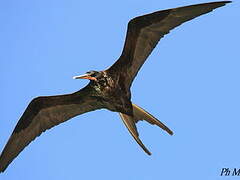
[73,74,97,81]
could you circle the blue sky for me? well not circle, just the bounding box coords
[0,0,239,179]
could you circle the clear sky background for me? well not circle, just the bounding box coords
[0,0,239,179]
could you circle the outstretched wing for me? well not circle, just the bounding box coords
[108,1,230,88]
[0,85,102,172]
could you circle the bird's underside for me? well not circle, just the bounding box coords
[0,1,230,173]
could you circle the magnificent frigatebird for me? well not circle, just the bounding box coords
[0,1,231,172]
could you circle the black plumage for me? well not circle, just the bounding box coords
[0,1,231,172]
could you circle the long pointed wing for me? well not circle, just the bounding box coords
[108,1,231,88]
[0,85,102,172]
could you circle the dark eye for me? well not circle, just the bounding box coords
[86,71,94,75]
[87,70,99,77]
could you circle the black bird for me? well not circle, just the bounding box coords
[0,1,231,172]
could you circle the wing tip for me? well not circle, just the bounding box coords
[0,162,7,173]
[0,169,5,173]
[222,1,232,3]
[218,1,232,6]
[168,129,174,136]
[207,0,232,8]
[177,0,232,11]
[0,152,11,173]
[199,1,232,5]
[146,151,152,156]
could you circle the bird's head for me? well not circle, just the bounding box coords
[73,70,102,81]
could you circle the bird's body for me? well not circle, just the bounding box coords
[0,1,231,172]
[75,71,132,114]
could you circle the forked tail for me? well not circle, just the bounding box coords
[119,104,173,155]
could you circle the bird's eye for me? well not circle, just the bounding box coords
[89,71,98,77]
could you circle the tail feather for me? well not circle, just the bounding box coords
[119,113,151,155]
[119,103,173,155]
[132,104,173,135]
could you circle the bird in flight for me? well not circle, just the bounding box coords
[0,1,231,172]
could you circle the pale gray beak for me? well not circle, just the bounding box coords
[73,74,97,81]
